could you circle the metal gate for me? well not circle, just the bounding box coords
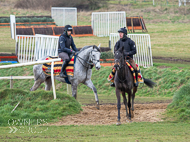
[16,34,59,63]
[51,7,77,26]
[109,33,153,67]
[91,11,126,37]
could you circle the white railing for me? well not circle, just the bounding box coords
[0,58,61,99]
[0,76,34,89]
[179,0,190,6]
[109,33,153,67]
[51,7,77,26]
[16,34,59,63]
[91,11,126,37]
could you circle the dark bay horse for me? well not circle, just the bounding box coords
[114,46,156,125]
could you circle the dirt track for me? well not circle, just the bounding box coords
[51,103,169,126]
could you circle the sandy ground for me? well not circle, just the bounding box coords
[51,103,169,126]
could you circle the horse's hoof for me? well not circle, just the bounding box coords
[127,116,131,120]
[131,110,134,118]
[96,104,100,110]
[116,121,121,126]
[126,119,130,123]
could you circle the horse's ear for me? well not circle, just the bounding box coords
[98,43,101,48]
[119,46,124,53]
[121,46,124,52]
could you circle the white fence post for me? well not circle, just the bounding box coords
[10,15,16,40]
[51,61,56,99]
[109,33,153,68]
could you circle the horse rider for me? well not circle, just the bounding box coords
[58,25,79,78]
[110,27,144,87]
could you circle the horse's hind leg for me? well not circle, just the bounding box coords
[45,77,52,91]
[122,91,129,118]
[30,65,45,91]
[131,87,137,118]
[127,90,132,120]
[84,79,99,109]
[30,79,44,91]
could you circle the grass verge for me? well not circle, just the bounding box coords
[0,122,190,141]
[166,83,190,122]
[0,89,82,126]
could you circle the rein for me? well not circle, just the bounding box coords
[76,46,100,68]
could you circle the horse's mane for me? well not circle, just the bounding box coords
[79,45,101,52]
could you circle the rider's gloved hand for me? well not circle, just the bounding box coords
[71,50,75,54]
[124,51,129,56]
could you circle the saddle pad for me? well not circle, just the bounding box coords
[107,61,136,81]
[42,56,76,76]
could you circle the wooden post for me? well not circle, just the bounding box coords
[10,76,13,89]
[67,84,72,95]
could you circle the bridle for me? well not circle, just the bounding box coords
[77,46,100,69]
[114,52,125,69]
[114,52,128,83]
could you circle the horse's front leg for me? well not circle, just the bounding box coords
[84,79,99,109]
[71,81,78,99]
[116,88,121,125]
[122,91,128,118]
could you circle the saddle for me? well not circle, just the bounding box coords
[42,56,76,77]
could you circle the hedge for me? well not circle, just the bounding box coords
[100,51,114,59]
[0,17,54,23]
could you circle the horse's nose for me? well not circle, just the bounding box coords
[115,59,120,66]
[96,63,101,70]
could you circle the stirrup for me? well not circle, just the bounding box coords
[138,78,144,83]
[134,82,138,87]
[110,83,115,87]
[59,72,67,78]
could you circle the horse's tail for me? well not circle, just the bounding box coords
[143,78,156,88]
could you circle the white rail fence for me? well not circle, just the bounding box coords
[91,11,126,37]
[109,33,153,67]
[0,76,34,89]
[0,58,61,99]
[51,7,77,26]
[16,34,59,63]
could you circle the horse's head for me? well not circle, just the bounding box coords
[114,46,125,70]
[90,44,101,70]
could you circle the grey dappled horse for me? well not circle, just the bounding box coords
[30,45,101,109]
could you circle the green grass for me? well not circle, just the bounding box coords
[0,122,190,141]
[166,84,190,122]
[0,89,82,126]
[0,64,189,103]
[147,23,190,59]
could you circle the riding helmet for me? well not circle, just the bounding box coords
[64,25,73,32]
[118,27,127,35]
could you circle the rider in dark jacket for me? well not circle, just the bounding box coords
[110,27,143,87]
[58,25,79,78]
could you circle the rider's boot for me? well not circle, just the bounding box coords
[137,67,144,84]
[134,72,138,87]
[59,59,70,78]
